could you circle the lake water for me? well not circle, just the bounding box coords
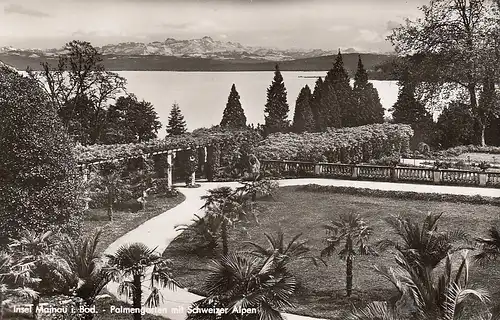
[117,71,400,137]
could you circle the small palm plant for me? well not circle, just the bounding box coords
[56,231,111,319]
[366,250,490,320]
[201,187,248,256]
[106,242,179,320]
[378,212,469,278]
[175,214,222,251]
[321,213,376,297]
[474,226,500,264]
[187,252,296,320]
[0,251,38,320]
[9,230,57,319]
[244,232,324,270]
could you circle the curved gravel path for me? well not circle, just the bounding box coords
[105,178,500,320]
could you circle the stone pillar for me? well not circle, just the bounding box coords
[82,164,89,183]
[390,167,398,181]
[167,151,173,189]
[352,165,359,179]
[433,170,441,184]
[190,171,196,186]
[314,164,322,176]
[479,172,488,186]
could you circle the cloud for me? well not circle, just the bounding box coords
[357,29,384,43]
[386,20,401,31]
[4,4,50,17]
[328,25,350,32]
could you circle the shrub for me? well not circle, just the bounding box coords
[254,123,413,163]
[298,184,500,206]
[0,68,83,245]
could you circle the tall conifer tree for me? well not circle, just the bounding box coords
[310,77,324,131]
[166,102,187,136]
[221,84,247,128]
[292,85,315,133]
[353,56,384,126]
[263,64,290,135]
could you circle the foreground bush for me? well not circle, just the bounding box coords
[0,67,82,245]
[254,123,413,163]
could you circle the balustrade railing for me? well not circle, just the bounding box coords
[260,159,499,188]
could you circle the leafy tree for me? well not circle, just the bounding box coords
[187,253,296,320]
[310,77,324,131]
[388,0,500,146]
[321,213,375,297]
[435,101,476,148]
[28,40,127,145]
[95,163,128,221]
[320,51,355,129]
[166,102,187,136]
[264,64,290,135]
[292,85,315,133]
[201,187,247,256]
[353,56,384,126]
[107,243,179,320]
[221,84,247,128]
[0,69,83,246]
[103,95,161,144]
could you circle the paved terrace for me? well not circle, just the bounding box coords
[105,178,500,320]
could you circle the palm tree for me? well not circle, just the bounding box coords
[0,251,38,320]
[475,226,500,264]
[9,230,57,319]
[378,212,469,278]
[106,242,179,320]
[364,250,490,320]
[187,252,296,320]
[321,213,375,297]
[201,187,247,256]
[244,232,324,269]
[56,231,111,319]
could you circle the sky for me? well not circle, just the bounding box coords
[0,0,429,52]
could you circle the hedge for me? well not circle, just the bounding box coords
[254,123,413,163]
[297,184,500,206]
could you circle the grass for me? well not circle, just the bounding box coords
[83,193,185,253]
[164,186,500,319]
[455,152,500,164]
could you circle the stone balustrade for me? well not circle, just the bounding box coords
[261,160,500,188]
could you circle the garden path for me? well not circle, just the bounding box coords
[105,178,500,320]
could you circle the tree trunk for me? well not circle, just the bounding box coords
[221,219,229,256]
[346,255,353,297]
[0,291,4,320]
[481,123,486,147]
[133,275,142,320]
[107,190,114,221]
[32,296,40,320]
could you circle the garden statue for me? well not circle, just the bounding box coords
[417,142,431,155]
[248,154,261,181]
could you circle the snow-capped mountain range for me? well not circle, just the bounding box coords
[0,36,384,61]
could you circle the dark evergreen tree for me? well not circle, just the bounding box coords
[220,84,247,128]
[0,68,82,245]
[391,76,434,147]
[319,51,355,129]
[263,64,290,135]
[310,77,324,131]
[353,56,384,126]
[436,102,476,148]
[166,102,187,136]
[292,85,315,133]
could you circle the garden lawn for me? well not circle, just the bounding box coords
[164,186,500,320]
[83,193,185,253]
[455,152,500,164]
